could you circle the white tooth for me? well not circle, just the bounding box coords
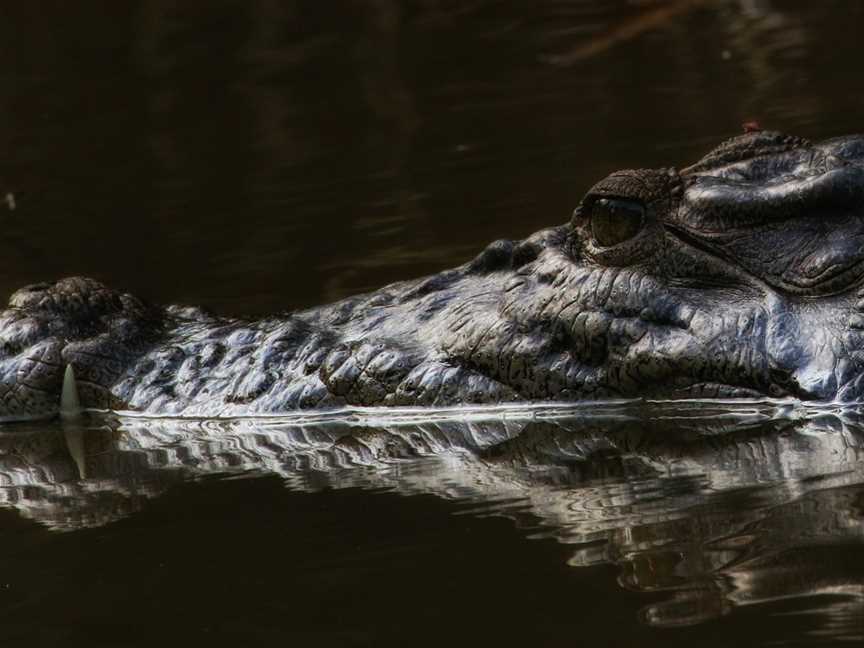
[60,364,81,419]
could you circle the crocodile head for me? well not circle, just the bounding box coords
[557,131,864,399]
[0,131,863,418]
[438,131,864,403]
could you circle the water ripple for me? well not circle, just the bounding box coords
[0,400,862,639]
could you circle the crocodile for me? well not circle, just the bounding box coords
[2,129,864,419]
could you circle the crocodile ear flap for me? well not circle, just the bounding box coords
[681,131,810,175]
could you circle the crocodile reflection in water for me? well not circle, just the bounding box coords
[1,404,863,637]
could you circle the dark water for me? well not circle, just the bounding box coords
[2,404,864,646]
[1,1,864,646]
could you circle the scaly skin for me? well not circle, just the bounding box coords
[3,130,864,418]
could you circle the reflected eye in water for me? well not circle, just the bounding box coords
[590,197,645,247]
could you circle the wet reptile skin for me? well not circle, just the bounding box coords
[3,130,864,418]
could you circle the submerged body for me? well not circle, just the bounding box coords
[3,130,864,418]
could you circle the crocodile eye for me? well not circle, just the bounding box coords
[590,197,645,247]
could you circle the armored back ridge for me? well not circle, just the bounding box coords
[2,131,864,418]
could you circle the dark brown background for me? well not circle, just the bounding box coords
[2,0,862,315]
